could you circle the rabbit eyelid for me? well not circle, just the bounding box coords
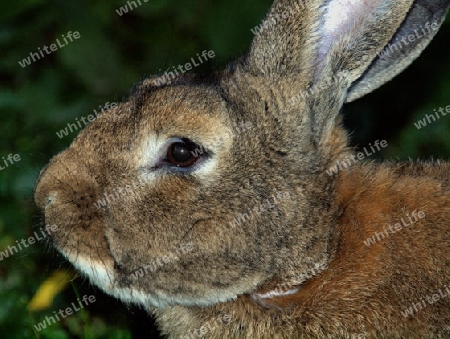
[136,133,226,182]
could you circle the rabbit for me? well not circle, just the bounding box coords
[34,0,450,338]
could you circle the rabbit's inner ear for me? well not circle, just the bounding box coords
[315,0,413,80]
[321,0,370,55]
[319,0,383,64]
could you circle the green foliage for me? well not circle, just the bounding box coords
[1,1,450,338]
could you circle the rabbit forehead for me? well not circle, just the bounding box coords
[137,84,230,136]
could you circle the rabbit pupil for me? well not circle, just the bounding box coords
[172,143,190,161]
[167,139,199,167]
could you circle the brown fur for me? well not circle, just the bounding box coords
[34,0,450,338]
[152,163,450,339]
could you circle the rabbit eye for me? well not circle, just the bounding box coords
[165,139,202,168]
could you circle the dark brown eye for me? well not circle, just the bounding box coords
[166,139,201,167]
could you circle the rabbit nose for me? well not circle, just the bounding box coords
[34,160,65,212]
[35,157,105,239]
[35,151,102,212]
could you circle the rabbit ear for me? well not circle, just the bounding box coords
[347,0,450,102]
[245,0,450,101]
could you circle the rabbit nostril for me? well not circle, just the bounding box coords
[45,193,57,208]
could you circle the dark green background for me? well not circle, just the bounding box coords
[1,1,450,338]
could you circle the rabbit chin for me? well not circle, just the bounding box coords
[65,253,240,309]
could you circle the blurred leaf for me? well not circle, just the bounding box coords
[28,270,72,311]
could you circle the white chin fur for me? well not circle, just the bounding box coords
[65,253,237,308]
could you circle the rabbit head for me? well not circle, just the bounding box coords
[33,72,340,309]
[35,0,449,323]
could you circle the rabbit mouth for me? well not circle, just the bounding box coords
[63,247,242,309]
[63,252,154,307]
